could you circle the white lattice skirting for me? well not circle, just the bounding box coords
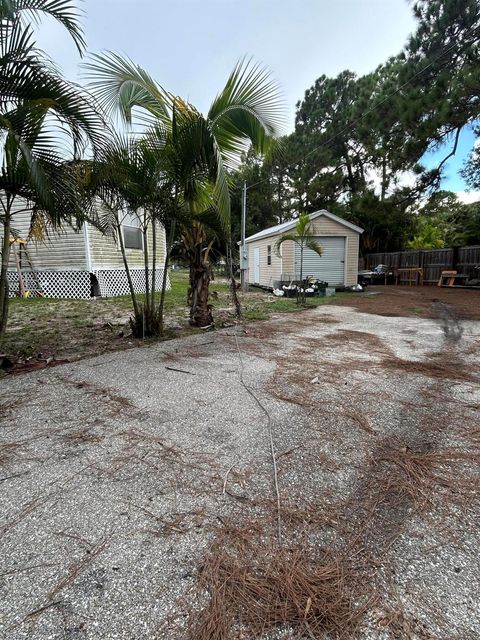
[93,269,170,297]
[7,268,170,299]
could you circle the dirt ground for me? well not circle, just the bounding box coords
[2,283,479,376]
[0,298,479,639]
[336,285,480,320]
[0,273,320,373]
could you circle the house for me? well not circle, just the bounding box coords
[4,207,168,299]
[244,210,363,289]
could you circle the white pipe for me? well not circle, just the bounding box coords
[83,222,92,272]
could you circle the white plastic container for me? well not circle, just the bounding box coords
[325,287,336,297]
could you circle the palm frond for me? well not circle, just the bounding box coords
[295,213,312,237]
[208,57,286,167]
[305,237,323,257]
[1,49,108,156]
[84,52,171,127]
[274,232,297,256]
[0,0,86,53]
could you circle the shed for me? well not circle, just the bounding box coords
[244,210,363,289]
[4,205,168,299]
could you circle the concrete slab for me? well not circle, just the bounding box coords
[1,304,479,639]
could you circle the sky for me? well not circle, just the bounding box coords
[34,0,478,199]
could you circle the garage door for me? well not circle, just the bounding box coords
[294,236,345,285]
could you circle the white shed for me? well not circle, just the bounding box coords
[3,206,168,299]
[245,210,363,289]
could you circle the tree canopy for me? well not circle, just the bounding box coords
[229,0,480,253]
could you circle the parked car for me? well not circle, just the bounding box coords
[358,264,394,286]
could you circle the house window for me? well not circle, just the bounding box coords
[122,213,143,250]
[267,245,272,265]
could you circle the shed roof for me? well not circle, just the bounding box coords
[244,209,364,244]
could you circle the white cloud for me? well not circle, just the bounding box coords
[455,191,480,204]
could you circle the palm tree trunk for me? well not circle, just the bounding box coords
[190,257,213,327]
[298,242,304,305]
[158,218,176,336]
[151,220,157,303]
[143,212,150,313]
[0,204,12,337]
[117,219,140,319]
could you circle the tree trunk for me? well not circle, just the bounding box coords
[143,211,150,314]
[277,173,283,224]
[190,256,213,327]
[343,145,356,195]
[298,242,304,305]
[381,155,387,201]
[151,220,157,303]
[158,218,176,336]
[0,200,12,337]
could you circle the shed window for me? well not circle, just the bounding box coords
[267,245,272,265]
[122,213,143,250]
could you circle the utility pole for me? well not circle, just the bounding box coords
[240,180,248,291]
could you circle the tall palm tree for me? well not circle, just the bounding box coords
[0,0,105,335]
[274,213,323,304]
[85,54,285,326]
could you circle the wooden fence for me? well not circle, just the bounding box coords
[364,245,480,285]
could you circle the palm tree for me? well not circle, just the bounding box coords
[84,54,285,327]
[88,131,182,337]
[274,213,323,304]
[0,0,105,335]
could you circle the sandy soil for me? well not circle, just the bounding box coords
[336,285,480,320]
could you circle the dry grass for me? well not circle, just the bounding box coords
[142,508,207,537]
[0,492,56,538]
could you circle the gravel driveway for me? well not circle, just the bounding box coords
[1,302,479,639]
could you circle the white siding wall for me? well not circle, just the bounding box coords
[2,203,166,272]
[246,236,292,288]
[87,221,166,270]
[5,208,87,271]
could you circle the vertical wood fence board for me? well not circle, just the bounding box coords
[364,245,480,284]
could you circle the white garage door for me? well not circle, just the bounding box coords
[294,236,345,285]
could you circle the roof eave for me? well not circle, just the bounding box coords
[244,209,363,243]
